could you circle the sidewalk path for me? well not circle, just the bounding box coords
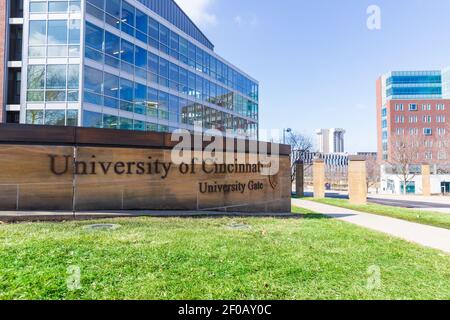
[292,199,450,254]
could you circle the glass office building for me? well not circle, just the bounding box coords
[14,0,259,138]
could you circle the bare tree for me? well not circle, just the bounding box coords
[286,131,313,183]
[441,121,450,163]
[365,155,380,192]
[287,131,314,153]
[389,135,421,195]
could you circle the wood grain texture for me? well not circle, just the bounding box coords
[0,145,291,213]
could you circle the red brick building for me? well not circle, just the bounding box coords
[377,70,450,164]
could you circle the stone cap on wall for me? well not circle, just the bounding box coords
[0,124,291,156]
[348,155,367,161]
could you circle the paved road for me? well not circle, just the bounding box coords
[368,197,450,209]
[303,191,450,209]
[292,199,450,253]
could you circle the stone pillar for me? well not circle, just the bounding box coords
[295,161,304,197]
[348,156,367,205]
[422,164,431,196]
[313,159,325,199]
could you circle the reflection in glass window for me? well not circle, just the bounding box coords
[84,66,103,93]
[49,1,68,13]
[67,65,79,89]
[105,31,120,56]
[83,111,103,128]
[26,110,44,125]
[87,0,104,9]
[27,65,45,89]
[120,78,133,102]
[121,1,135,27]
[136,9,147,34]
[104,115,118,129]
[46,90,66,102]
[104,73,119,98]
[30,2,46,13]
[48,46,68,57]
[67,110,79,126]
[29,21,46,45]
[121,39,134,64]
[48,20,68,45]
[149,17,159,40]
[105,0,120,17]
[46,65,67,89]
[69,1,81,13]
[119,117,133,130]
[45,110,66,125]
[85,22,103,51]
[68,20,81,44]
[27,91,45,102]
[135,45,147,69]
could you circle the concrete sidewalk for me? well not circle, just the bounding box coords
[292,199,450,254]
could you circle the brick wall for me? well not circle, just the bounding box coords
[0,1,6,123]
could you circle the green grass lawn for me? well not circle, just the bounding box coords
[309,198,450,230]
[0,212,449,300]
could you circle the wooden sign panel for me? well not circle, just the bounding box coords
[0,145,291,213]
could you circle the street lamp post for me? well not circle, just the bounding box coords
[283,128,292,145]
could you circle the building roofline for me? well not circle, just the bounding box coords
[170,0,215,50]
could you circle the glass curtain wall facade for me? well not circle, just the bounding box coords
[22,0,259,138]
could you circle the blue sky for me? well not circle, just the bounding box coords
[175,0,450,152]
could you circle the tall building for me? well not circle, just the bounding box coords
[1,1,23,124]
[0,0,259,138]
[315,128,345,154]
[376,70,450,163]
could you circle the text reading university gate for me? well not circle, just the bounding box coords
[0,125,291,213]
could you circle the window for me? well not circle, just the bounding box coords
[119,117,133,130]
[45,110,66,125]
[121,2,135,27]
[49,2,68,13]
[104,115,118,129]
[87,0,104,9]
[104,72,119,98]
[84,66,103,93]
[48,20,68,45]
[422,115,432,123]
[29,21,46,45]
[121,39,134,64]
[437,115,446,123]
[105,0,120,17]
[149,17,159,40]
[120,78,133,102]
[30,2,47,13]
[67,110,78,126]
[136,9,147,34]
[105,31,120,56]
[85,22,103,50]
[408,103,417,111]
[27,65,45,89]
[67,65,79,89]
[68,20,80,44]
[46,65,67,89]
[26,110,44,125]
[83,111,103,128]
[134,45,147,69]
[424,128,432,136]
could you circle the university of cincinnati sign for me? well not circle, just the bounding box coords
[48,155,276,193]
